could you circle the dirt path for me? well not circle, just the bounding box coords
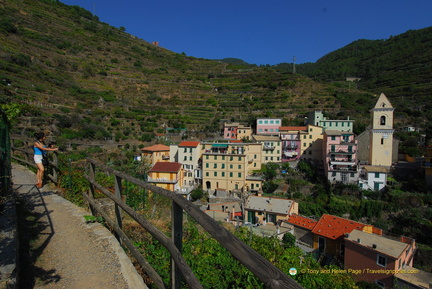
[12,163,147,289]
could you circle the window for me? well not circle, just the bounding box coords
[206,155,209,160]
[214,155,217,160]
[380,116,386,125]
[331,136,336,141]
[229,172,233,177]
[214,172,217,177]
[206,163,209,168]
[221,164,225,169]
[213,164,217,168]
[381,138,384,145]
[184,156,187,161]
[309,135,312,139]
[230,164,233,169]
[238,173,242,178]
[375,172,380,178]
[375,281,385,289]
[205,172,209,176]
[222,172,225,177]
[222,155,225,160]
[377,255,387,267]
[238,165,241,169]
[183,148,187,153]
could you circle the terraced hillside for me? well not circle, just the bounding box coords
[1,0,425,145]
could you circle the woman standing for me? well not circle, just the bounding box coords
[34,132,58,188]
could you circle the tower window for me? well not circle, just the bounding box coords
[380,116,386,125]
[381,138,384,145]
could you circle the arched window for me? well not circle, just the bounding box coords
[380,116,386,125]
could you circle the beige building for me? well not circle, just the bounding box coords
[201,142,263,194]
[369,93,395,168]
[245,196,298,225]
[300,125,324,161]
[252,135,282,163]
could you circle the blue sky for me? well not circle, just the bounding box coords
[60,0,432,65]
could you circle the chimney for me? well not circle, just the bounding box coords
[372,244,377,249]
[357,238,361,243]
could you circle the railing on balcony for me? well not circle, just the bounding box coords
[147,176,178,184]
[263,145,275,151]
[329,149,356,155]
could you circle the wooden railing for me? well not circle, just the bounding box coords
[84,158,304,289]
[10,137,59,184]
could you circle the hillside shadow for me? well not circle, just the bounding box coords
[15,184,61,288]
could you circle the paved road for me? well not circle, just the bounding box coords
[11,163,147,289]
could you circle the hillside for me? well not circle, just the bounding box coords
[0,0,430,145]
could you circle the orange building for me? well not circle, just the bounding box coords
[140,144,170,166]
[311,214,378,263]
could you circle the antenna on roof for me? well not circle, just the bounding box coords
[293,56,296,74]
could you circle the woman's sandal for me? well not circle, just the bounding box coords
[36,183,43,188]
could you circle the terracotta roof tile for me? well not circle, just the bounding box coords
[140,144,170,152]
[149,162,182,173]
[311,214,365,240]
[286,214,318,230]
[178,141,200,147]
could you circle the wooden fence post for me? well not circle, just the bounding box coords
[114,175,123,243]
[171,200,183,289]
[88,162,96,216]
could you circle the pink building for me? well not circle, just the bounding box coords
[279,126,306,162]
[223,123,238,140]
[344,230,416,289]
[256,118,281,135]
[323,130,359,184]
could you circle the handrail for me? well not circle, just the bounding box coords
[86,158,303,289]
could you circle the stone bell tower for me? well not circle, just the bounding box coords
[369,93,394,168]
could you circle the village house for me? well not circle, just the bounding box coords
[170,141,202,190]
[244,196,298,225]
[323,130,359,184]
[344,229,416,289]
[358,165,389,191]
[140,144,170,166]
[147,162,186,196]
[310,214,380,264]
[279,126,305,162]
[256,118,282,135]
[223,122,252,140]
[300,124,324,162]
[201,142,263,195]
[252,135,282,163]
[283,214,317,252]
[204,201,242,222]
[307,111,354,132]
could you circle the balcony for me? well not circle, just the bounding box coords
[263,145,275,151]
[329,164,358,172]
[328,149,356,155]
[147,177,178,184]
[329,159,356,166]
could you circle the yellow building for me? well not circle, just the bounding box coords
[202,142,263,194]
[369,93,394,168]
[300,125,324,161]
[147,162,184,194]
[140,144,170,166]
